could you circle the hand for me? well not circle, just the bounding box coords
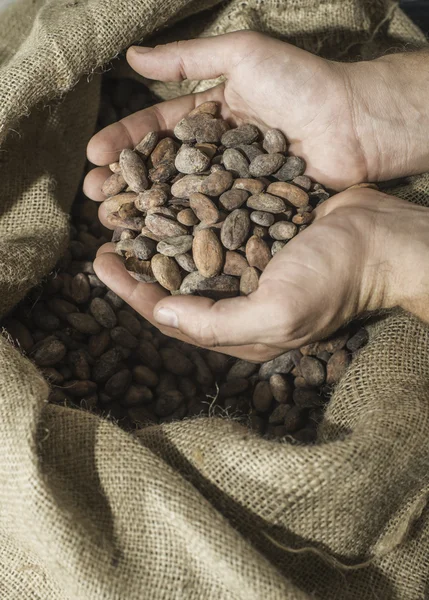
[93,187,429,362]
[84,32,429,203]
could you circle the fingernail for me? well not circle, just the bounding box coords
[155,307,179,329]
[130,46,153,55]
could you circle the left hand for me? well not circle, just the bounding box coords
[93,187,429,362]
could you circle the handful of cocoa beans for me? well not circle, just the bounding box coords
[102,102,329,298]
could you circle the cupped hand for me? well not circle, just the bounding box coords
[92,187,429,362]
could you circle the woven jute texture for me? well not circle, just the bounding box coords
[1,0,429,598]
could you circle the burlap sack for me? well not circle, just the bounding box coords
[1,0,428,598]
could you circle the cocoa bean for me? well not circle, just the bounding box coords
[133,235,157,260]
[220,209,251,250]
[195,143,217,159]
[102,172,127,196]
[119,149,149,192]
[223,251,249,276]
[273,156,306,181]
[88,329,111,358]
[253,381,273,412]
[68,349,91,380]
[155,390,184,416]
[61,380,97,397]
[110,326,139,349]
[104,192,138,214]
[222,148,250,178]
[267,182,309,208]
[283,406,305,432]
[180,271,207,295]
[268,221,298,241]
[105,369,132,397]
[171,175,206,198]
[247,193,286,214]
[269,403,290,425]
[258,351,295,379]
[205,351,230,375]
[199,170,233,196]
[219,378,249,399]
[245,236,271,271]
[346,328,369,352]
[177,208,199,226]
[326,349,350,385]
[133,365,159,387]
[151,254,182,291]
[160,348,194,376]
[124,257,157,283]
[221,124,259,147]
[233,178,266,195]
[175,145,210,174]
[66,313,101,335]
[193,229,224,278]
[249,153,285,177]
[219,189,249,211]
[135,186,168,211]
[236,144,264,162]
[293,388,324,408]
[145,214,188,238]
[151,137,178,167]
[117,310,142,336]
[157,235,193,257]
[33,339,67,366]
[90,297,117,329]
[175,253,197,273]
[194,118,229,144]
[149,161,177,183]
[300,356,326,387]
[122,384,153,407]
[269,374,292,403]
[3,318,34,352]
[239,267,259,296]
[135,131,159,158]
[109,162,121,173]
[93,348,123,383]
[271,241,286,255]
[136,340,162,370]
[189,193,219,224]
[292,175,312,190]
[196,274,240,300]
[226,360,258,380]
[250,211,275,227]
[263,129,287,154]
[188,101,219,118]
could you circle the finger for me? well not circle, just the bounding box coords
[153,286,286,348]
[96,243,115,256]
[98,202,114,230]
[87,85,227,166]
[127,31,263,82]
[94,252,279,361]
[83,167,111,202]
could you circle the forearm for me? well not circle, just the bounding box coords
[344,48,429,182]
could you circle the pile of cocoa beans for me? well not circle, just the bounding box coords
[0,77,369,442]
[104,101,332,297]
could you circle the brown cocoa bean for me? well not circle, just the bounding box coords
[110,326,139,349]
[205,351,230,375]
[102,172,127,196]
[104,192,138,214]
[151,137,178,167]
[221,124,259,147]
[133,365,159,387]
[66,313,101,335]
[253,381,273,412]
[149,161,177,183]
[68,349,91,380]
[175,252,197,273]
[106,213,145,231]
[41,367,64,385]
[263,129,288,154]
[268,403,290,425]
[89,297,117,329]
[199,169,233,197]
[283,405,305,432]
[195,143,218,159]
[292,212,313,225]
[249,153,285,177]
[233,178,266,195]
[267,182,309,208]
[155,390,184,417]
[105,369,132,397]
[293,388,324,408]
[292,175,312,190]
[194,118,229,144]
[61,380,97,397]
[122,384,153,407]
[109,162,121,173]
[220,209,251,250]
[145,213,188,238]
[3,318,35,352]
[239,267,259,296]
[250,211,275,227]
[136,340,162,370]
[223,251,249,276]
[245,236,271,271]
[219,189,248,212]
[177,208,199,226]
[269,374,292,403]
[93,348,123,383]
[132,235,156,260]
[117,202,140,221]
[236,144,264,162]
[119,149,149,192]
[326,349,350,385]
[259,351,295,379]
[160,348,194,376]
[222,148,250,178]
[196,274,239,300]
[226,360,258,380]
[346,328,369,352]
[180,271,207,295]
[88,329,111,358]
[135,186,168,212]
[124,257,157,283]
[268,221,298,241]
[157,235,193,257]
[247,193,286,214]
[271,241,286,256]
[219,378,249,399]
[171,175,206,198]
[189,193,219,224]
[193,229,224,278]
[116,310,141,336]
[273,156,306,181]
[151,254,182,291]
[115,239,134,257]
[300,356,325,387]
[188,101,219,118]
[33,339,67,366]
[135,131,159,158]
[175,145,210,174]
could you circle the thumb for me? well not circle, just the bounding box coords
[153,288,286,348]
[126,31,264,82]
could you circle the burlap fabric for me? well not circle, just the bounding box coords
[0,0,428,598]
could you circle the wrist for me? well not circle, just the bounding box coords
[342,52,429,182]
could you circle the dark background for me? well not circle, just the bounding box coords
[401,0,429,35]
